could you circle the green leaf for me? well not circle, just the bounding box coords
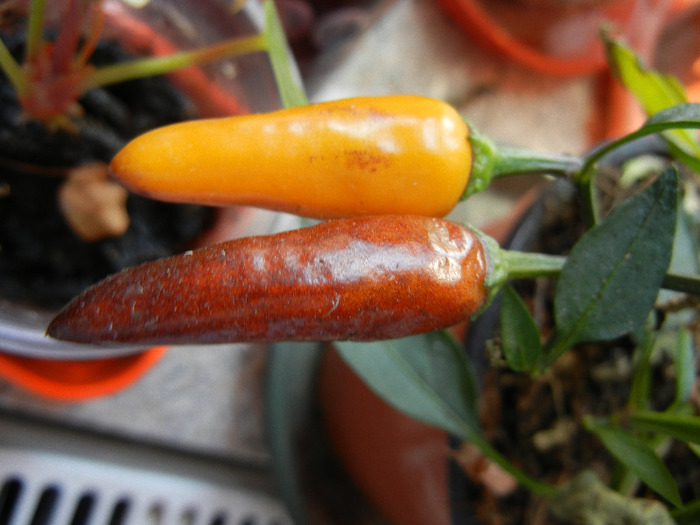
[603,33,700,169]
[499,285,542,372]
[334,331,480,440]
[588,422,682,507]
[550,168,678,358]
[672,498,700,525]
[630,411,700,446]
[263,0,308,108]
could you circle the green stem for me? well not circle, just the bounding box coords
[500,250,567,280]
[262,0,308,108]
[0,38,26,94]
[85,33,267,90]
[580,173,601,227]
[578,119,700,183]
[492,146,583,179]
[662,272,700,297]
[25,0,46,63]
[466,428,557,497]
[490,244,700,297]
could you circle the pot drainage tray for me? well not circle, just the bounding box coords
[0,413,290,525]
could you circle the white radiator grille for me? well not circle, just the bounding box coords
[0,449,291,525]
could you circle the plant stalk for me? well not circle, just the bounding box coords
[492,146,583,179]
[661,272,700,297]
[500,249,566,281]
[467,431,558,497]
[465,126,582,198]
[85,33,268,90]
[25,0,46,63]
[0,38,26,94]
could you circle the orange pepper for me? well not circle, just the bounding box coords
[110,96,472,218]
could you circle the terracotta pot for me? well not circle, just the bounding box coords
[265,207,535,524]
[0,0,281,400]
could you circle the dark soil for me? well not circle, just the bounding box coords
[0,33,215,309]
[455,179,700,525]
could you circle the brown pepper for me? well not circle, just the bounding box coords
[47,215,488,345]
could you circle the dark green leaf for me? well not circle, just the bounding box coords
[630,411,700,446]
[553,168,678,347]
[500,285,542,372]
[588,423,682,507]
[263,0,308,108]
[335,331,480,440]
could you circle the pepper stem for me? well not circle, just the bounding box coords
[500,249,567,280]
[464,124,582,199]
[475,231,700,320]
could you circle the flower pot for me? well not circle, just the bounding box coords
[0,0,281,400]
[432,0,673,76]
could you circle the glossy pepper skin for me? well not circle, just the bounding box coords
[110,96,472,219]
[47,216,488,345]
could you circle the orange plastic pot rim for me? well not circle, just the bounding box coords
[0,346,168,402]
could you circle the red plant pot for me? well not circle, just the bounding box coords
[433,0,674,76]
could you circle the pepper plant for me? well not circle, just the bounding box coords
[0,0,282,240]
[45,9,700,525]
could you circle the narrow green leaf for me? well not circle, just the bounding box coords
[604,34,700,168]
[628,332,654,411]
[630,411,700,446]
[688,442,700,461]
[674,329,696,404]
[588,423,682,507]
[604,34,687,115]
[645,103,700,129]
[335,331,480,440]
[552,168,677,348]
[499,285,542,372]
[263,0,308,108]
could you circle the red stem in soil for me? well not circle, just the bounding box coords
[51,0,85,74]
[74,0,105,69]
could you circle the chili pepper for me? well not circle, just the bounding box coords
[46,215,488,345]
[110,96,472,219]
